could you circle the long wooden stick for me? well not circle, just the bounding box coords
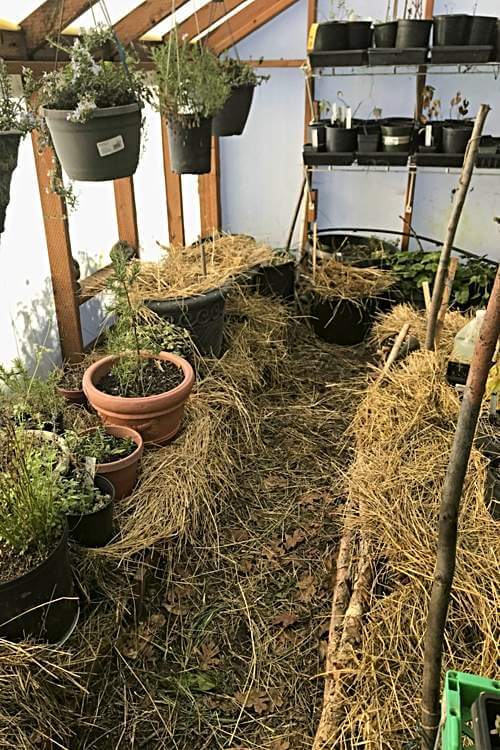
[435,256,458,344]
[425,104,490,350]
[286,176,307,253]
[421,267,500,750]
[378,323,411,380]
[312,222,318,283]
[422,281,431,313]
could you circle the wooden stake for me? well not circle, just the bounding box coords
[312,222,318,283]
[435,256,458,344]
[378,323,411,380]
[285,176,307,253]
[425,104,490,350]
[200,243,207,277]
[421,267,500,750]
[422,281,432,313]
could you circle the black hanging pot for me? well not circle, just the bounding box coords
[145,287,226,357]
[468,15,497,45]
[0,529,78,643]
[496,19,500,62]
[66,475,115,548]
[212,84,255,137]
[432,15,471,46]
[326,125,358,152]
[373,21,397,47]
[312,295,377,346]
[381,119,414,152]
[311,21,348,51]
[0,132,21,234]
[395,19,433,49]
[42,103,142,181]
[347,21,372,49]
[167,116,212,174]
[442,122,473,154]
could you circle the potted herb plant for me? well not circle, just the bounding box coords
[0,61,36,233]
[83,245,195,444]
[152,35,230,174]
[0,422,78,643]
[0,357,65,433]
[56,360,88,405]
[212,58,268,137]
[433,13,472,46]
[25,26,149,182]
[325,93,358,152]
[59,470,116,548]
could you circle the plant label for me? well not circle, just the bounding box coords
[425,125,432,147]
[96,135,125,158]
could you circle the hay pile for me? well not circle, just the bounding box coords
[315,349,499,749]
[302,259,396,301]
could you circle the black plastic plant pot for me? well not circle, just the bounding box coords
[442,123,473,154]
[496,19,500,62]
[67,475,115,548]
[310,121,327,151]
[255,260,295,300]
[381,119,414,152]
[358,132,380,153]
[417,121,444,150]
[432,15,471,46]
[326,125,358,152]
[484,467,500,521]
[472,692,500,747]
[311,21,348,51]
[312,295,376,346]
[395,19,432,49]
[42,103,141,182]
[0,132,21,234]
[167,117,212,175]
[468,15,497,46]
[145,287,226,357]
[373,21,397,48]
[212,84,255,137]
[446,360,470,386]
[347,21,372,49]
[0,530,78,643]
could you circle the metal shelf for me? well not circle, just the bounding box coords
[305,164,500,176]
[310,62,500,78]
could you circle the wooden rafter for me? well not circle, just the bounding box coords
[20,0,99,53]
[168,0,246,43]
[206,0,301,54]
[114,0,190,46]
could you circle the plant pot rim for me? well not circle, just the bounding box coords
[57,384,84,397]
[41,102,141,120]
[83,351,195,408]
[66,474,115,521]
[433,13,471,19]
[80,424,144,473]
[0,528,67,591]
[0,130,23,136]
[145,285,227,306]
[397,18,432,23]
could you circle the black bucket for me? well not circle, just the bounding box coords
[255,261,295,300]
[212,84,255,137]
[167,117,212,174]
[0,530,78,643]
[146,287,226,357]
[395,19,432,48]
[442,122,473,154]
[0,133,21,234]
[468,15,497,45]
[326,125,358,152]
[312,22,349,51]
[433,15,471,46]
[373,21,397,47]
[312,295,376,346]
[381,119,414,152]
[357,132,380,152]
[347,21,372,49]
[67,475,115,548]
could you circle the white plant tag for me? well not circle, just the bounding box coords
[345,107,352,129]
[425,125,433,147]
[96,134,125,158]
[84,456,96,488]
[383,135,411,146]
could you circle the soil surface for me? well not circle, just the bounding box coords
[98,359,184,398]
[58,363,86,391]
[0,538,57,584]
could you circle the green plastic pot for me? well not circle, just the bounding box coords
[0,132,21,233]
[42,102,142,181]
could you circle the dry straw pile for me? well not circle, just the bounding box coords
[303,258,396,301]
[316,349,499,749]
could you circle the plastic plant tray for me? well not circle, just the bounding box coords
[368,47,428,65]
[415,152,464,167]
[303,148,355,166]
[440,671,500,750]
[308,49,367,67]
[430,45,493,64]
[476,153,500,169]
[357,151,409,166]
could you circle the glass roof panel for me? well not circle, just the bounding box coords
[66,0,141,31]
[149,0,213,37]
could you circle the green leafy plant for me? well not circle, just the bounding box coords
[0,355,64,429]
[0,61,37,134]
[57,472,110,515]
[65,427,135,465]
[151,35,231,125]
[217,57,269,89]
[421,85,441,124]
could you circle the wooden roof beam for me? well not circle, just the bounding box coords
[20,0,100,53]
[164,0,246,43]
[206,0,301,54]
[114,0,190,46]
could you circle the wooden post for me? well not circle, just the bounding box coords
[421,267,500,750]
[199,136,221,238]
[302,0,318,250]
[31,132,83,363]
[113,177,139,254]
[425,104,490,350]
[160,118,185,246]
[435,256,458,343]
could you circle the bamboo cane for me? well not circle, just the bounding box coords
[435,256,458,345]
[286,176,307,253]
[422,281,431,314]
[425,104,490,350]
[378,323,411,380]
[421,267,500,750]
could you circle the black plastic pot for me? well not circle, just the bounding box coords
[311,233,398,267]
[312,295,376,346]
[310,121,327,151]
[347,21,372,49]
[358,132,380,152]
[396,19,432,49]
[255,261,295,300]
[42,103,141,182]
[373,21,397,48]
[67,475,115,548]
[442,122,473,154]
[0,132,21,234]
[326,125,358,152]
[0,529,78,643]
[433,15,471,46]
[417,121,444,150]
[167,117,212,174]
[468,15,497,45]
[212,84,255,137]
[381,119,414,152]
[311,22,348,51]
[485,465,500,520]
[472,693,500,747]
[146,287,226,357]
[496,19,500,62]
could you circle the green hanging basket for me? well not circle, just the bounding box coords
[0,132,21,234]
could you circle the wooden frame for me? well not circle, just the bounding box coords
[114,0,190,45]
[207,0,301,54]
[20,1,99,52]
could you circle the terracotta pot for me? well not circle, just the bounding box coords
[83,424,144,500]
[82,352,195,445]
[57,384,87,406]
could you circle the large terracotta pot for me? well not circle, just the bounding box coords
[83,352,195,445]
[83,424,144,500]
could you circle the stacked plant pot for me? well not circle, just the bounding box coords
[369,17,432,65]
[309,20,373,66]
[431,13,498,63]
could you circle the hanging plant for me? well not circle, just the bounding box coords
[151,35,231,174]
[24,26,151,183]
[0,61,36,234]
[212,57,269,137]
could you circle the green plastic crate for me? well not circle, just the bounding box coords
[441,671,500,749]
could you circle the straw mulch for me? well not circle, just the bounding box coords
[0,288,371,749]
[314,348,499,749]
[302,259,396,301]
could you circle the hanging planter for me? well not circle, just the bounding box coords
[213,58,268,137]
[152,35,231,175]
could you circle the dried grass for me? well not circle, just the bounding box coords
[302,259,396,301]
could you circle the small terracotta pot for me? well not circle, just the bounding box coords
[82,352,195,445]
[57,384,87,406]
[83,425,144,500]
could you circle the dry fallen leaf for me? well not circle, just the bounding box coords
[233,688,271,715]
[284,529,306,551]
[238,558,254,574]
[271,612,298,629]
[297,573,317,603]
[197,640,220,670]
[269,739,290,750]
[262,474,288,491]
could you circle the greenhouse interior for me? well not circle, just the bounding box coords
[0,0,499,747]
